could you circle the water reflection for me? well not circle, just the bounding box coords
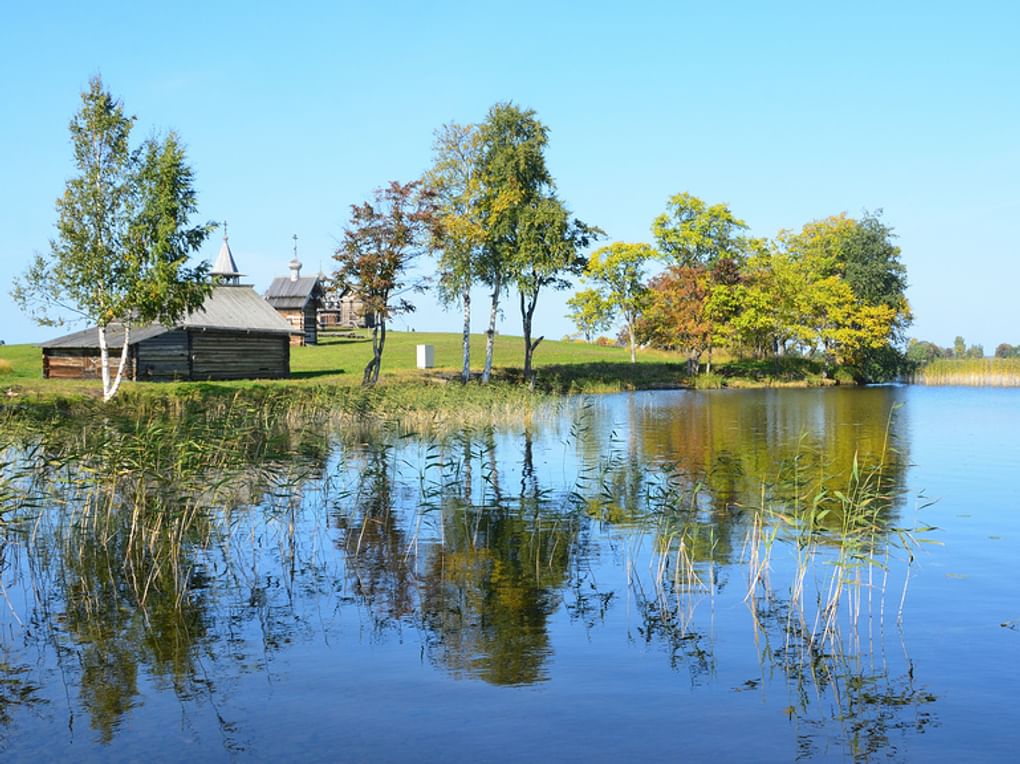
[0,387,939,760]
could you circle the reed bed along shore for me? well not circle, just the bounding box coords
[0,380,555,450]
[909,358,1020,386]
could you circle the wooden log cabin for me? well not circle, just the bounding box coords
[265,248,324,346]
[40,233,299,381]
[319,287,375,330]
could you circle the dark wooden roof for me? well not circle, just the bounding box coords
[41,286,297,349]
[265,276,322,310]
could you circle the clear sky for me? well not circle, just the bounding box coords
[1,1,1017,350]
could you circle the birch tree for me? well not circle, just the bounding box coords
[425,122,484,383]
[513,198,600,386]
[12,76,213,401]
[475,103,552,383]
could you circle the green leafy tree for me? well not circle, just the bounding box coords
[778,212,911,380]
[582,242,656,362]
[995,343,1018,359]
[425,122,485,383]
[567,288,612,342]
[513,198,600,385]
[12,76,213,401]
[636,265,712,373]
[333,180,439,386]
[652,192,748,268]
[907,339,946,364]
[475,103,553,383]
[953,336,966,358]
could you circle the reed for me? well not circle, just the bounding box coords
[911,358,1020,386]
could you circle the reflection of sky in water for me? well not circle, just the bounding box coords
[0,386,1017,761]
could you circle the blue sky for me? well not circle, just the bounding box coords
[1,1,1017,349]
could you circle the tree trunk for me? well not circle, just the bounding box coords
[628,323,636,364]
[98,325,111,400]
[706,345,712,376]
[363,313,386,386]
[520,290,543,389]
[461,289,471,383]
[107,325,131,401]
[482,273,501,384]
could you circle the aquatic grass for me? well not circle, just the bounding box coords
[910,358,1020,386]
[738,405,936,665]
[692,372,723,390]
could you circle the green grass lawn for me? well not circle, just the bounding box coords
[1,330,853,401]
[0,331,692,397]
[0,343,44,382]
[290,331,683,378]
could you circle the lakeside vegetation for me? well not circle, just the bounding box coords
[0,329,865,417]
[12,79,916,399]
[909,358,1020,386]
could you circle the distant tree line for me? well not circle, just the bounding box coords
[907,336,1020,364]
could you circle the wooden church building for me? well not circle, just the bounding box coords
[41,231,298,381]
[265,238,325,346]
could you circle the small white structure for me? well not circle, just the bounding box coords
[416,344,435,369]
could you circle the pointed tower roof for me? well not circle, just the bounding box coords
[210,222,243,284]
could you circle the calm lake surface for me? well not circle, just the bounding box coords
[1,386,1018,761]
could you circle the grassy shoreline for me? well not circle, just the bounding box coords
[1,331,863,419]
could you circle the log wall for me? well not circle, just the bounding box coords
[276,306,317,346]
[43,330,290,381]
[135,330,189,380]
[189,331,290,380]
[43,348,137,380]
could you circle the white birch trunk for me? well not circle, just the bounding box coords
[461,290,471,383]
[107,325,131,400]
[98,325,112,401]
[482,274,500,384]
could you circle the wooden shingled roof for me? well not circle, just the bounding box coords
[41,286,298,349]
[265,275,323,310]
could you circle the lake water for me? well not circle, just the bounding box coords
[1,386,1018,761]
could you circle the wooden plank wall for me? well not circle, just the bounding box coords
[43,348,137,380]
[189,331,290,380]
[277,308,306,346]
[135,330,189,380]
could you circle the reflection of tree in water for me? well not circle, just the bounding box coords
[0,392,938,760]
[571,389,913,565]
[48,497,212,742]
[421,504,577,685]
[336,432,580,686]
[335,444,419,631]
[0,403,332,747]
